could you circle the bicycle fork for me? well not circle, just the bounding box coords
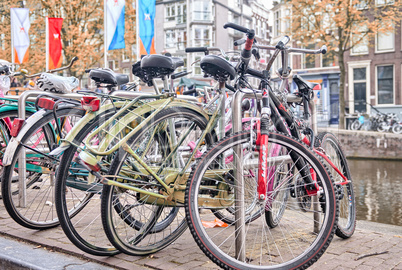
[256,88,271,202]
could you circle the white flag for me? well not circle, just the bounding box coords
[11,8,30,64]
[106,0,125,50]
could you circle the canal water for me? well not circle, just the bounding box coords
[348,159,402,226]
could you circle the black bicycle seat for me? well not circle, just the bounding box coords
[89,68,129,86]
[132,60,146,82]
[200,55,236,82]
[141,54,184,74]
[293,75,319,93]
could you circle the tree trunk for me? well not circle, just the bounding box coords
[338,49,346,129]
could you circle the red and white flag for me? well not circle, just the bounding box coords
[47,17,63,69]
[10,8,30,64]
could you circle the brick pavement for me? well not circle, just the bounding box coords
[0,200,401,270]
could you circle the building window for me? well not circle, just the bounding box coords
[193,1,212,21]
[166,4,176,21]
[376,30,395,52]
[108,60,116,70]
[194,27,211,47]
[165,30,176,48]
[377,65,394,105]
[176,3,187,24]
[353,67,367,112]
[274,10,281,36]
[304,44,315,69]
[322,49,336,67]
[166,2,186,23]
[351,24,368,54]
[194,55,202,75]
[165,30,187,50]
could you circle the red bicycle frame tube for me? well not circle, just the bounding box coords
[257,133,269,199]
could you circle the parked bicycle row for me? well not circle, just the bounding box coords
[0,22,356,269]
[349,102,401,134]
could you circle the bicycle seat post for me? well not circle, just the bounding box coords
[219,81,226,140]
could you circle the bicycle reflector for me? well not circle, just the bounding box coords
[10,118,25,137]
[81,96,100,112]
[37,98,55,110]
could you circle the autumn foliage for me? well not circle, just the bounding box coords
[0,0,136,79]
[287,0,401,128]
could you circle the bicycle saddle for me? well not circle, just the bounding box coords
[141,55,184,74]
[89,68,129,86]
[37,73,79,94]
[293,75,319,93]
[200,55,236,81]
[132,60,146,82]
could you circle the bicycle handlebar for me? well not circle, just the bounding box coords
[276,36,290,50]
[185,47,208,53]
[26,56,79,78]
[223,22,249,34]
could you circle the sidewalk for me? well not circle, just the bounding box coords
[0,200,401,270]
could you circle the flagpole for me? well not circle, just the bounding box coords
[104,0,107,68]
[136,0,140,61]
[10,10,14,63]
[46,16,49,71]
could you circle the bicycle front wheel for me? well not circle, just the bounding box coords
[185,131,338,269]
[316,132,356,239]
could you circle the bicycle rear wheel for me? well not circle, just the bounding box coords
[185,131,338,269]
[2,107,84,229]
[316,132,356,239]
[101,107,215,255]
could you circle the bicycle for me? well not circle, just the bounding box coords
[185,23,340,269]
[52,56,212,256]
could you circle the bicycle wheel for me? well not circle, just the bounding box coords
[101,107,215,255]
[0,110,33,199]
[186,131,338,269]
[316,132,356,239]
[392,123,402,134]
[2,107,84,229]
[55,109,121,256]
[350,120,361,130]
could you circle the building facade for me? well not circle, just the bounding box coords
[154,0,270,84]
[345,23,402,117]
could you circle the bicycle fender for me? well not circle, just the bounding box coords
[3,109,47,166]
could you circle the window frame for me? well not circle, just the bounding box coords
[375,64,395,106]
[375,29,395,53]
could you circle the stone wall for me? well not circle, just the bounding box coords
[317,128,402,160]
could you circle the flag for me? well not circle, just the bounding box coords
[10,8,30,64]
[138,0,156,55]
[48,18,63,69]
[106,0,125,50]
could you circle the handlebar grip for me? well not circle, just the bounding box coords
[70,56,78,66]
[320,45,327,54]
[182,89,197,95]
[171,70,191,79]
[276,36,290,49]
[234,39,246,46]
[246,68,264,78]
[223,23,249,34]
[185,47,208,53]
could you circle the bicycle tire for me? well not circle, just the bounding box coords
[350,120,361,131]
[185,131,338,269]
[2,107,84,229]
[101,107,215,255]
[316,132,356,239]
[392,123,402,134]
[55,109,120,256]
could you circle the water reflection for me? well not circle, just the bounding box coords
[348,159,402,226]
